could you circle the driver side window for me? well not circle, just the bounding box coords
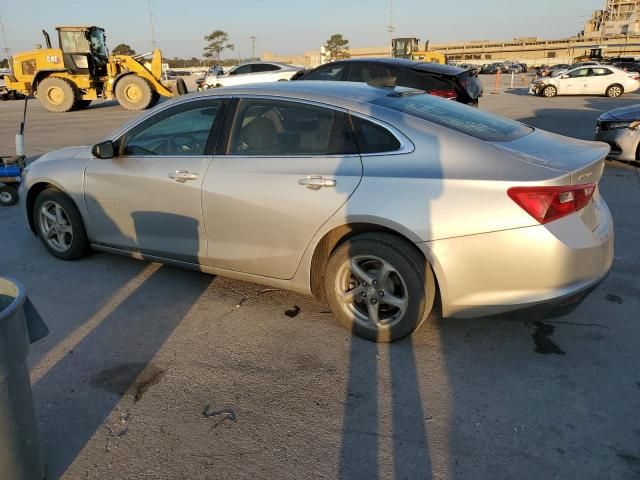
[122,100,222,156]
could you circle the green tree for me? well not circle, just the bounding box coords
[203,30,234,61]
[324,34,350,61]
[112,44,136,56]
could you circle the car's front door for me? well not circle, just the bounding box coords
[557,68,590,95]
[201,97,363,279]
[84,98,226,262]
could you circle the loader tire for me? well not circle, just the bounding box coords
[115,75,155,111]
[38,77,77,113]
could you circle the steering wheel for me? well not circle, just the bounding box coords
[167,133,202,155]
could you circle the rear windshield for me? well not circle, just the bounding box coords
[372,92,532,142]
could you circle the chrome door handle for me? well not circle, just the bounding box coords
[169,170,199,183]
[298,175,336,190]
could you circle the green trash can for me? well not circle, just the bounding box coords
[0,276,48,480]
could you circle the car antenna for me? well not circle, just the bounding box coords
[16,95,28,159]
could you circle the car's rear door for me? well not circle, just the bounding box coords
[200,97,363,279]
[84,98,227,262]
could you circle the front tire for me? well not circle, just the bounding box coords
[37,77,77,113]
[324,233,437,342]
[33,188,89,260]
[543,85,557,97]
[606,84,623,98]
[115,75,155,111]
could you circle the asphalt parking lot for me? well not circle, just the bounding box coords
[1,77,639,479]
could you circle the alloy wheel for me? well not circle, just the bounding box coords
[334,255,409,330]
[38,200,74,253]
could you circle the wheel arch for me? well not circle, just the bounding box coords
[606,83,624,95]
[308,222,442,305]
[111,72,137,94]
[26,181,70,234]
[32,69,71,94]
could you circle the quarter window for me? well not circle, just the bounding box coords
[351,116,401,154]
[121,100,221,156]
[229,99,358,155]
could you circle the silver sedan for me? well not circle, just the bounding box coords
[21,82,614,342]
[596,103,640,162]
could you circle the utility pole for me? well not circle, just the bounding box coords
[0,12,10,61]
[250,36,256,61]
[387,0,395,56]
[148,0,157,49]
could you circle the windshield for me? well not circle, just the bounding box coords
[59,31,91,53]
[372,92,533,142]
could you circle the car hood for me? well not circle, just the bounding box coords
[598,103,640,121]
[34,146,90,164]
[491,128,609,183]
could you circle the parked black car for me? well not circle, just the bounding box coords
[296,58,483,106]
[480,62,507,74]
[612,61,640,72]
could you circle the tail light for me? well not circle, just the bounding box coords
[507,184,596,224]
[428,89,457,99]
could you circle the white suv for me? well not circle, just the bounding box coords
[530,65,640,97]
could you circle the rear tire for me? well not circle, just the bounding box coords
[33,188,89,260]
[0,185,18,206]
[175,78,188,95]
[324,233,437,343]
[543,85,557,97]
[37,77,77,113]
[606,84,623,98]
[115,75,154,111]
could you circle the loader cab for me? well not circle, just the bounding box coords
[392,38,421,59]
[55,26,108,77]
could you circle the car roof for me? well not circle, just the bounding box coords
[184,80,418,111]
[234,61,296,68]
[322,57,466,76]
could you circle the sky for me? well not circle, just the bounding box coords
[1,0,605,59]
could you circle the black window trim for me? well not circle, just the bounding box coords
[114,96,230,158]
[218,95,363,158]
[347,110,414,157]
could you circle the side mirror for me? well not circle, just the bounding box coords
[92,140,116,159]
[561,75,569,79]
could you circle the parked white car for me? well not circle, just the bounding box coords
[204,62,304,89]
[530,65,640,97]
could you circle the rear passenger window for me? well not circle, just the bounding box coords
[351,116,401,154]
[592,68,613,76]
[230,99,358,155]
[252,64,280,73]
[303,64,348,81]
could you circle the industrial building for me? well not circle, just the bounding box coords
[263,0,640,67]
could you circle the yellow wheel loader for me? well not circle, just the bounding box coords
[391,37,446,64]
[3,26,187,112]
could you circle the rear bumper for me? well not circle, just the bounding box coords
[595,127,640,162]
[418,195,614,319]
